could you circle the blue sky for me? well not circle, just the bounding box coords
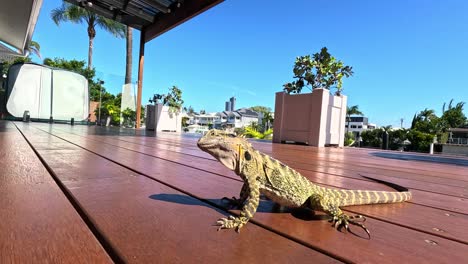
[32,0,468,127]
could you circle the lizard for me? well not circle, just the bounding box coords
[197,129,412,237]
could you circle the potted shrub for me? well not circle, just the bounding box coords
[273,47,353,147]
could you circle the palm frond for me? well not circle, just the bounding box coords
[28,40,41,59]
[96,17,126,38]
[51,2,87,25]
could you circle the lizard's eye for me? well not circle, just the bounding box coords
[244,151,252,160]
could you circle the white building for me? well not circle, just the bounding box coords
[187,108,260,129]
[190,113,218,126]
[345,116,377,136]
[214,108,260,128]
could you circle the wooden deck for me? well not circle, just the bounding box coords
[2,120,468,263]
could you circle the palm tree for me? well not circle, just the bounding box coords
[125,26,133,84]
[346,105,364,132]
[419,108,436,121]
[27,40,42,59]
[51,2,126,69]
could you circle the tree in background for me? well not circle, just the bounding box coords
[41,57,124,125]
[154,86,185,128]
[249,105,274,132]
[160,86,184,116]
[243,125,273,140]
[1,40,42,75]
[283,47,353,95]
[346,105,363,133]
[51,1,126,69]
[440,99,466,130]
[43,57,110,102]
[410,108,440,134]
[125,26,133,85]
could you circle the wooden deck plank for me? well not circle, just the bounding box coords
[0,122,112,263]
[20,123,468,263]
[141,133,468,179]
[43,127,468,215]
[18,130,340,263]
[41,127,468,243]
[53,125,468,187]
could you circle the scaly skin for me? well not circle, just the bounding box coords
[197,129,412,237]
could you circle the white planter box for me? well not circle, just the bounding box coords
[145,103,182,132]
[273,89,347,147]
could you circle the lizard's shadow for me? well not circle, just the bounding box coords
[149,193,326,221]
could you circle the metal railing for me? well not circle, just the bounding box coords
[448,138,468,145]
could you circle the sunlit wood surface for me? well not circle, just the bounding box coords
[3,120,468,263]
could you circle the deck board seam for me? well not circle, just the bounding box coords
[46,126,468,208]
[30,125,468,246]
[28,125,350,263]
[13,122,125,263]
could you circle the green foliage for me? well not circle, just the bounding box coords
[346,105,363,132]
[361,129,384,148]
[283,47,353,95]
[51,1,126,69]
[439,132,449,144]
[388,128,408,150]
[121,107,136,128]
[1,39,41,76]
[250,106,271,114]
[50,2,126,38]
[406,130,435,152]
[250,106,274,132]
[1,57,30,76]
[184,106,195,115]
[243,126,273,140]
[43,57,109,102]
[411,108,440,134]
[344,132,355,146]
[161,86,184,114]
[346,105,363,117]
[181,116,190,127]
[409,100,466,142]
[440,99,466,130]
[153,86,184,119]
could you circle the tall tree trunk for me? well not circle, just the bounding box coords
[88,37,93,69]
[125,26,133,84]
[87,24,96,70]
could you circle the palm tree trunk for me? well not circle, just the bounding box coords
[87,23,96,70]
[88,36,93,69]
[125,26,133,84]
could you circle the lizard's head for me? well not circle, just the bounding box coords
[197,129,252,171]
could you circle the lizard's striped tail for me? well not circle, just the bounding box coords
[327,176,412,207]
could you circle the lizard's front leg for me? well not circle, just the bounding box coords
[221,183,249,209]
[217,181,260,232]
[308,194,370,237]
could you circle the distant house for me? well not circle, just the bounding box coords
[186,107,261,130]
[214,108,260,128]
[345,116,377,137]
[442,128,468,156]
[190,113,217,127]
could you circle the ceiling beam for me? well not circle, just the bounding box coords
[143,0,223,43]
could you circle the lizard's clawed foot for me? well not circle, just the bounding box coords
[330,214,370,238]
[221,196,245,209]
[215,215,248,233]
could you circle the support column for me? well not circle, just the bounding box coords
[136,28,145,128]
